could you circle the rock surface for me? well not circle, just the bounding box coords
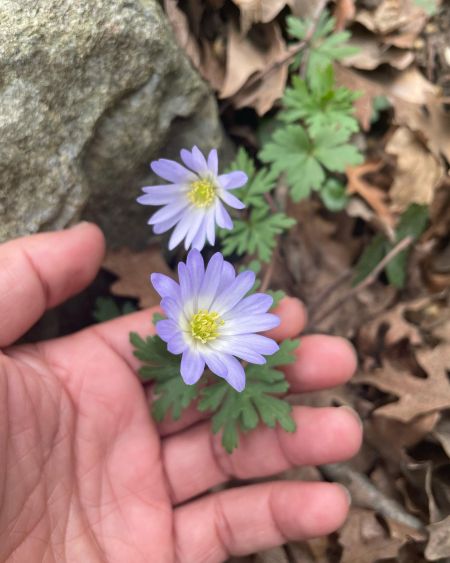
[0,0,223,247]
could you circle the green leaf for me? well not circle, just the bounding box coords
[413,0,439,15]
[220,207,295,262]
[287,12,359,87]
[353,234,387,285]
[385,204,428,288]
[267,289,285,308]
[93,297,136,322]
[353,204,429,288]
[320,179,349,212]
[228,148,277,210]
[198,339,300,452]
[260,124,362,201]
[280,67,360,135]
[130,331,199,421]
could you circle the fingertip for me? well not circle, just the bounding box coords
[265,297,307,341]
[273,482,351,540]
[284,335,358,392]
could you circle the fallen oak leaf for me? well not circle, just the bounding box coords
[386,126,444,212]
[346,161,395,230]
[356,344,450,423]
[103,246,174,309]
[231,0,293,34]
[220,21,289,115]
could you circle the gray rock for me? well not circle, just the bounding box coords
[0,0,224,247]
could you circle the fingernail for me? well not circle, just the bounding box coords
[338,484,352,506]
[339,405,363,430]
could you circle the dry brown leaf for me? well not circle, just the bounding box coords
[103,246,174,309]
[221,22,289,115]
[356,298,426,358]
[425,516,450,561]
[386,127,444,212]
[395,95,450,164]
[335,0,356,30]
[357,344,450,423]
[339,508,404,563]
[164,0,201,68]
[199,38,226,92]
[344,29,415,70]
[346,162,395,229]
[356,0,427,39]
[231,0,293,34]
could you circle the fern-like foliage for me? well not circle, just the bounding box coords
[280,66,360,135]
[198,339,299,452]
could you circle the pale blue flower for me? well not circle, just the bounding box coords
[138,146,247,251]
[151,250,280,392]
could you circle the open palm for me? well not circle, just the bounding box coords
[0,224,361,563]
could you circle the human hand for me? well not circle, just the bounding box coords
[0,223,361,562]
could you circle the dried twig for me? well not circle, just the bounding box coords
[321,463,425,532]
[311,236,413,327]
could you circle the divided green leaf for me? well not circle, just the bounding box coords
[229,148,277,210]
[130,331,199,421]
[260,124,362,201]
[280,67,360,135]
[93,296,136,322]
[220,207,295,262]
[287,12,359,88]
[198,339,299,452]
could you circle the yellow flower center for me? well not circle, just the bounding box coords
[190,309,224,344]
[188,178,216,208]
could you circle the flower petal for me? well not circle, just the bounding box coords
[198,252,224,310]
[206,207,216,246]
[156,319,179,342]
[202,349,228,379]
[180,146,208,175]
[148,199,188,226]
[180,348,205,385]
[207,149,219,176]
[215,200,233,230]
[137,184,184,205]
[219,354,246,392]
[151,208,185,234]
[223,313,280,335]
[216,333,279,358]
[167,332,188,355]
[219,189,246,210]
[186,249,205,296]
[191,218,208,251]
[224,293,273,319]
[168,209,198,250]
[219,171,248,190]
[151,159,195,183]
[160,297,183,321]
[217,261,236,294]
[150,273,180,301]
[183,208,205,250]
[212,270,255,315]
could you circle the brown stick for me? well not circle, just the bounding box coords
[311,236,414,326]
[321,463,425,532]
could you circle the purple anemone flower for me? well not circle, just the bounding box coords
[151,250,280,392]
[137,146,248,251]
